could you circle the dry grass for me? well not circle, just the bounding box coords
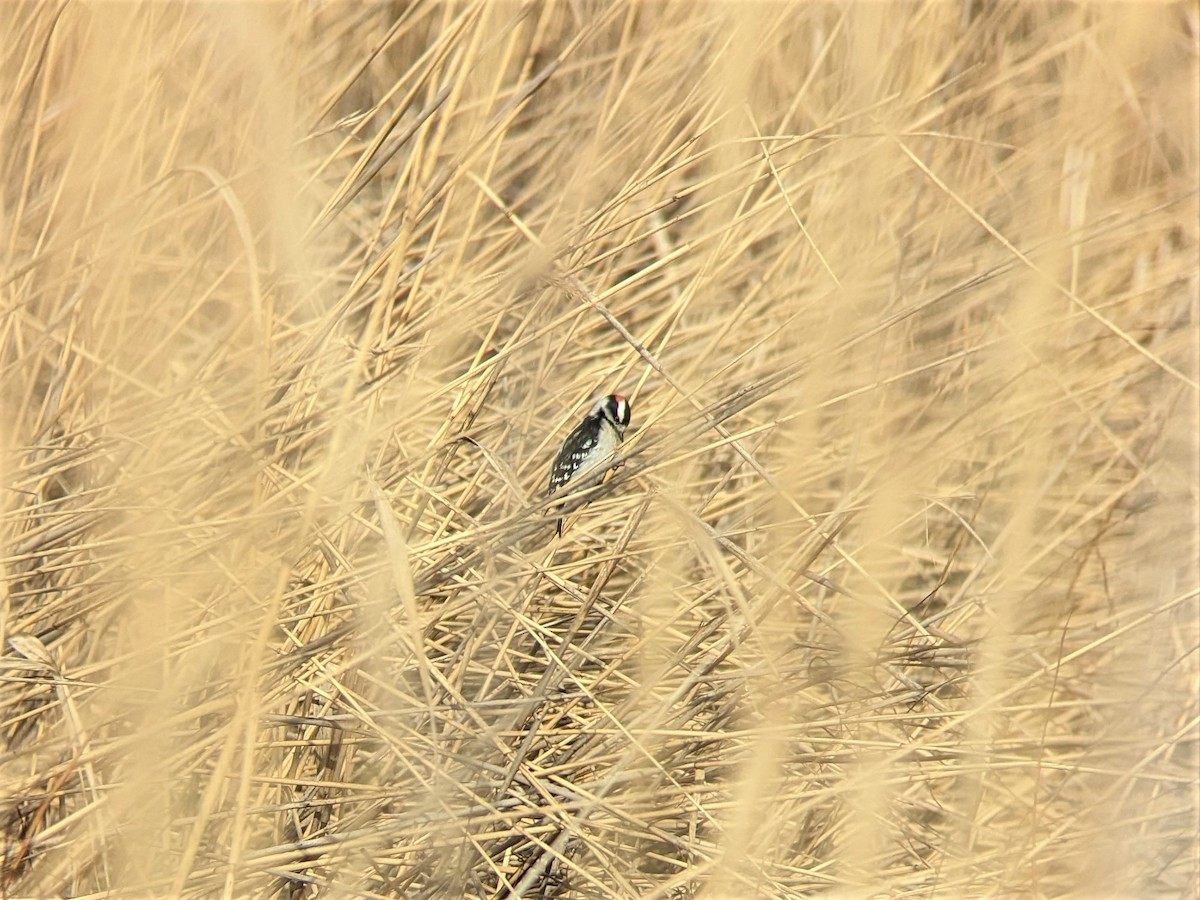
[2,2,1197,898]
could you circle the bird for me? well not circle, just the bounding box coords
[547,394,631,535]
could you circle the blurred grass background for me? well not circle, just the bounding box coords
[1,2,1196,897]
